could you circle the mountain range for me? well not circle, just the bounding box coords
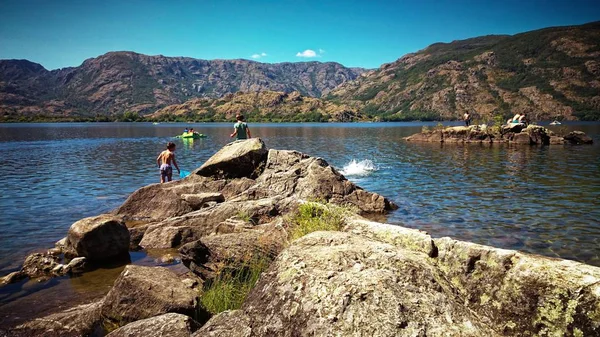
[1,21,599,122]
[0,54,364,120]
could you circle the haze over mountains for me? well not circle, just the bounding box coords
[1,21,599,122]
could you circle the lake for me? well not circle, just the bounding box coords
[0,121,599,324]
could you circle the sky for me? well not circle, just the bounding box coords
[1,0,599,70]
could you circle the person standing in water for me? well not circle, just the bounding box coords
[156,142,180,183]
[230,114,252,140]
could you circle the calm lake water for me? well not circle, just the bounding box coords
[0,121,599,325]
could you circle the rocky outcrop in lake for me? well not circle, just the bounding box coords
[2,138,599,336]
[404,124,594,145]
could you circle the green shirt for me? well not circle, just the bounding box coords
[234,122,248,139]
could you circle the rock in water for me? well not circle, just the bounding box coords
[21,253,60,278]
[106,313,201,337]
[564,131,594,144]
[65,214,130,261]
[194,138,268,179]
[100,265,200,326]
[12,301,104,337]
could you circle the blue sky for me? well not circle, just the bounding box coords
[1,0,599,70]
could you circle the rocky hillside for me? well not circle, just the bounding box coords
[0,52,364,119]
[329,21,600,121]
[148,90,363,122]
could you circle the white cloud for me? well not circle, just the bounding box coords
[319,49,326,54]
[296,49,318,58]
[251,52,268,59]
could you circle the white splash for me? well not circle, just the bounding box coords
[340,159,377,176]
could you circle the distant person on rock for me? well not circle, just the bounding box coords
[156,142,180,183]
[230,114,251,140]
[519,113,528,126]
[511,113,522,124]
[463,112,471,126]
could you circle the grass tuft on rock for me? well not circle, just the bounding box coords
[289,201,351,240]
[200,256,270,315]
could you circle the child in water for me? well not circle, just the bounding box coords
[156,142,180,183]
[230,114,252,140]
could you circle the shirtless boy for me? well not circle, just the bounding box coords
[156,142,180,183]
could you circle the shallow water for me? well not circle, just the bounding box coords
[0,121,599,324]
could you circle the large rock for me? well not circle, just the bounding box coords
[197,222,600,336]
[242,150,396,214]
[432,237,600,336]
[198,231,497,336]
[65,214,130,261]
[11,301,104,337]
[114,178,228,221]
[100,265,200,326]
[106,313,201,337]
[194,138,268,179]
[564,131,594,144]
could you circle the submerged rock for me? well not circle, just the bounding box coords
[100,265,200,326]
[65,214,130,261]
[106,313,201,337]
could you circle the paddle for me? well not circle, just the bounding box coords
[179,170,191,178]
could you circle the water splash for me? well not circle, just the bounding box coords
[340,159,377,176]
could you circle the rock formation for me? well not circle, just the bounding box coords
[404,124,593,145]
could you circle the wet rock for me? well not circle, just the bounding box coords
[564,130,594,144]
[100,265,200,326]
[510,132,532,144]
[65,214,130,261]
[550,135,565,144]
[194,138,268,179]
[67,257,87,274]
[0,271,25,286]
[21,253,60,278]
[181,192,225,210]
[55,237,67,250]
[404,130,443,142]
[12,301,104,337]
[106,313,201,337]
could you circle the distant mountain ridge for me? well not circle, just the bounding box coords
[0,52,365,119]
[329,21,600,121]
[2,21,600,122]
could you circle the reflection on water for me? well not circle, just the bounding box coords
[0,121,599,322]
